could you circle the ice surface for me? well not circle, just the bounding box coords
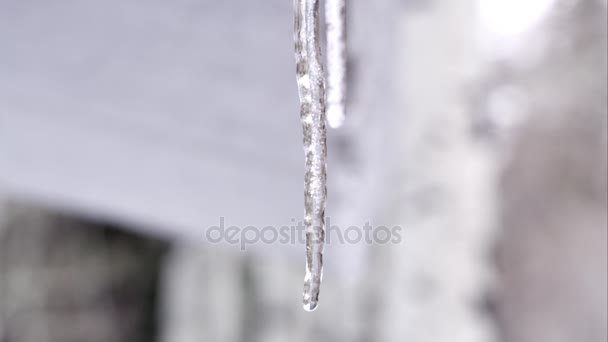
[294,0,327,311]
[325,0,347,128]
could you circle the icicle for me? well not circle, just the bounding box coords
[294,0,327,312]
[325,0,347,128]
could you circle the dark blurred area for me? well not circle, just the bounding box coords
[0,205,167,342]
[0,0,606,342]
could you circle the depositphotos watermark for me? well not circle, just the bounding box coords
[206,217,402,250]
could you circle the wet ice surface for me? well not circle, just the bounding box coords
[294,0,326,311]
[325,0,347,128]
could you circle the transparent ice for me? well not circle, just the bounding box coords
[294,0,327,312]
[325,0,347,128]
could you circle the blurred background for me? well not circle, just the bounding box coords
[0,0,606,341]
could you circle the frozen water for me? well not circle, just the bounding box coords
[294,0,327,311]
[325,0,347,128]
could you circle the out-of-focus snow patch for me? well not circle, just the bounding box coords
[478,0,555,38]
[477,0,556,62]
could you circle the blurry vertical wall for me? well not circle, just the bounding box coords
[0,0,607,342]
[492,2,608,342]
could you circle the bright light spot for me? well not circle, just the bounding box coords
[478,0,555,37]
[327,105,345,128]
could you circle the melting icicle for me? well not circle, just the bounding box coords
[325,0,347,128]
[294,0,327,312]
